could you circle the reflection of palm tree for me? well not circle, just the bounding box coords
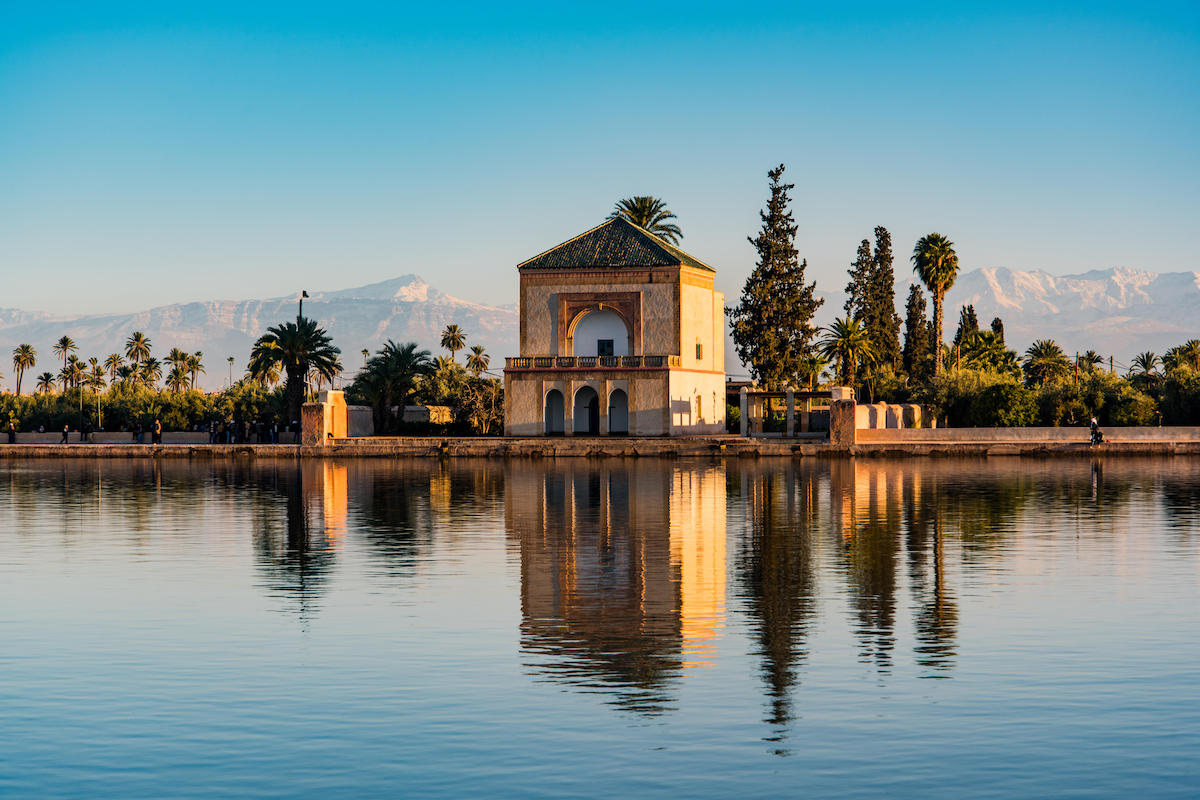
[252,466,336,622]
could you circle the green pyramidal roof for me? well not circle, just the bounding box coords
[517,217,715,272]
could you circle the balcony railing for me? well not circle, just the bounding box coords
[505,355,681,370]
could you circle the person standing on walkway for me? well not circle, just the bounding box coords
[7,422,16,444]
[60,423,69,444]
[152,418,163,445]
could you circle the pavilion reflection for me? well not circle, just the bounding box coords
[506,461,726,714]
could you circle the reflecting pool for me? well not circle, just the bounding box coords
[1,457,1198,798]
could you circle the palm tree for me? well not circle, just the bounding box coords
[1179,339,1200,370]
[104,353,124,382]
[115,365,136,387]
[911,233,960,378]
[1130,351,1160,377]
[797,354,828,391]
[186,352,205,390]
[440,324,466,362]
[961,330,1020,376]
[166,347,189,371]
[61,356,84,391]
[608,196,683,244]
[819,317,875,386]
[87,360,106,391]
[248,316,342,423]
[166,364,190,393]
[125,331,152,368]
[466,345,489,378]
[52,336,77,371]
[352,341,434,433]
[140,357,163,388]
[1023,339,1070,387]
[1077,350,1103,373]
[11,344,36,395]
[36,372,56,394]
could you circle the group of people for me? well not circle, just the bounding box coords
[207,419,295,444]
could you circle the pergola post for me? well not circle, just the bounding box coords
[785,388,795,437]
[739,387,748,437]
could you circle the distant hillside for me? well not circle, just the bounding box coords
[0,276,519,392]
[942,267,1200,361]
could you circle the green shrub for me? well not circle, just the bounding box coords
[970,382,1036,427]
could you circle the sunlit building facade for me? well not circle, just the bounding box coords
[503,217,726,436]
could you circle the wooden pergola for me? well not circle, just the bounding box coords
[736,386,836,437]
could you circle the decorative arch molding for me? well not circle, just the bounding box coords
[557,292,642,356]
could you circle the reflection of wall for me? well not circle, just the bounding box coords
[670,468,727,668]
[505,462,727,711]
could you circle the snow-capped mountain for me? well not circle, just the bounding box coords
[943,267,1200,360]
[0,276,518,392]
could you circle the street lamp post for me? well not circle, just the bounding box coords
[298,290,309,321]
[228,356,234,387]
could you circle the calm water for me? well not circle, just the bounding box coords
[1,457,1198,798]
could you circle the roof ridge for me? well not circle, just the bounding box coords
[516,218,626,269]
[516,216,715,272]
[622,219,717,272]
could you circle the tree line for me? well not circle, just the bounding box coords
[2,320,503,435]
[722,163,1199,426]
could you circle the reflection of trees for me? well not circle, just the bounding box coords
[252,465,336,622]
[904,473,958,672]
[506,463,686,715]
[831,462,898,672]
[735,463,817,741]
[350,463,436,580]
[1162,461,1200,533]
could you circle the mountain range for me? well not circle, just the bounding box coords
[1,267,1196,392]
[0,276,518,392]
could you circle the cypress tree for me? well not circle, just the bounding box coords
[952,304,978,347]
[844,238,873,318]
[990,316,1005,342]
[902,283,932,381]
[727,164,823,389]
[844,227,901,371]
[865,226,901,368]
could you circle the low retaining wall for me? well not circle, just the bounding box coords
[857,426,1200,444]
[3,435,1200,460]
[4,431,298,445]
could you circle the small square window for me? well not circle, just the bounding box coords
[695,343,703,360]
[598,339,614,357]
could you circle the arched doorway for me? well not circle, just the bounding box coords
[608,389,629,435]
[570,309,631,357]
[573,387,599,435]
[544,389,565,435]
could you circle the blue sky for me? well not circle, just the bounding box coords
[1,1,1197,315]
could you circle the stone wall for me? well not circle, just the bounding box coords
[857,426,1200,443]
